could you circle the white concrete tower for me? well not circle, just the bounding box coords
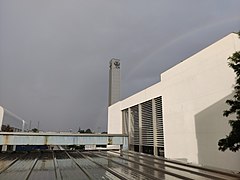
[109,58,120,106]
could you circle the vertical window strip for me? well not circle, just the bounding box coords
[141,100,154,146]
[155,96,164,147]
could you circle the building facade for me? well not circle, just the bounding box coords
[108,33,240,171]
[108,58,121,106]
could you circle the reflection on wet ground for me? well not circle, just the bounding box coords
[0,150,239,180]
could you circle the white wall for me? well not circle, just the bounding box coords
[0,106,4,128]
[108,33,240,171]
[108,102,122,134]
[161,33,240,171]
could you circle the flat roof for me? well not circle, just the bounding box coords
[0,150,239,180]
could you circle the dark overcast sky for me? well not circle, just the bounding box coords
[0,0,240,132]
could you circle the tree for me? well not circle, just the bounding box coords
[78,128,92,134]
[2,125,13,132]
[32,128,39,133]
[78,127,85,133]
[85,128,92,133]
[218,32,240,152]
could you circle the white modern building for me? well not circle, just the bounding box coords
[108,33,240,171]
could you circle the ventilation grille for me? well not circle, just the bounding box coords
[122,109,129,135]
[130,105,139,145]
[141,100,153,146]
[155,97,164,147]
[121,96,164,151]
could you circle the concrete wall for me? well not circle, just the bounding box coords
[0,106,4,128]
[160,33,240,171]
[108,102,122,134]
[108,33,240,171]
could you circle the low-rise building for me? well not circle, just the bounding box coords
[108,33,240,171]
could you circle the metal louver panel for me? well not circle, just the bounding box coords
[130,105,139,145]
[141,100,154,146]
[122,109,129,135]
[129,109,134,145]
[155,96,164,147]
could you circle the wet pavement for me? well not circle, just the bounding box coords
[0,150,239,180]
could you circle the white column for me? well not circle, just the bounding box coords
[128,108,132,150]
[139,104,142,152]
[2,145,7,152]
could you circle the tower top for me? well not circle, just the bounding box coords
[109,58,120,69]
[108,58,121,106]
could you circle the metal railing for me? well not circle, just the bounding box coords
[0,132,128,150]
